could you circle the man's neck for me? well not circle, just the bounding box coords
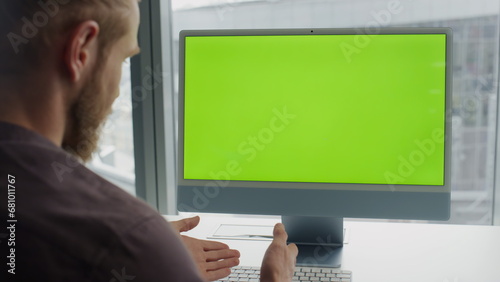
[0,80,67,147]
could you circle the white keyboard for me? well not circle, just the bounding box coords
[218,266,352,281]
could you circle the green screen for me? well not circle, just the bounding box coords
[183,34,446,186]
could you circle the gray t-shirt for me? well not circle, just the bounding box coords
[0,121,204,282]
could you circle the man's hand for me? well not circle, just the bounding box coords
[260,223,299,282]
[170,216,240,281]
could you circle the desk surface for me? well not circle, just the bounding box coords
[164,215,500,282]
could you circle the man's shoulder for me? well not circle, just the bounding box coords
[0,132,156,234]
[0,129,203,281]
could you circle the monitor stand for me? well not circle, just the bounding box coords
[282,216,343,268]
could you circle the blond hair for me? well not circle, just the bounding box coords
[0,0,131,76]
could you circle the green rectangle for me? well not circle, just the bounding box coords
[183,34,446,186]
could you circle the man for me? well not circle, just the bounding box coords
[0,0,298,281]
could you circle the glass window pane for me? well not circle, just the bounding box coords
[170,0,499,225]
[87,61,136,196]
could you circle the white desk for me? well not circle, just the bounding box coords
[164,215,500,282]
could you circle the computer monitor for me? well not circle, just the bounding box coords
[177,28,452,267]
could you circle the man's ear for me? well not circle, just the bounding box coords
[65,21,100,83]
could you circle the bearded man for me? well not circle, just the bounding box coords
[0,0,297,281]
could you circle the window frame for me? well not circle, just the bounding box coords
[132,0,177,214]
[491,4,500,226]
[494,10,500,225]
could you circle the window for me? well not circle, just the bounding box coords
[87,61,136,196]
[167,0,500,225]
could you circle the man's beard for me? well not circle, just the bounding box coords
[62,70,112,163]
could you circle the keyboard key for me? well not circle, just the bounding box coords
[311,268,322,273]
[321,269,332,274]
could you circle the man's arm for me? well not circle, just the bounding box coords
[93,214,205,282]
